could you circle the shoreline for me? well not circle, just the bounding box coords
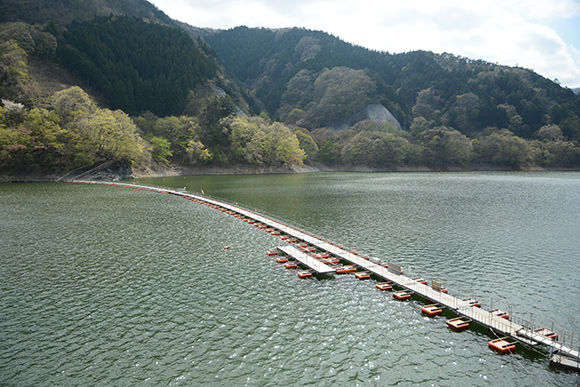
[1,163,579,183]
[110,163,580,179]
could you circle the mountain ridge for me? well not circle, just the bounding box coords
[0,0,175,26]
[204,26,579,137]
[1,0,580,176]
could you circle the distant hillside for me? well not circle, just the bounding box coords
[205,27,405,126]
[0,0,259,117]
[205,26,580,140]
[1,1,580,176]
[0,0,175,26]
[57,16,217,116]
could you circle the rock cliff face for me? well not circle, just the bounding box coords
[365,104,403,131]
[328,103,403,131]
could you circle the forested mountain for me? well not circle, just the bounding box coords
[0,0,175,26]
[1,1,580,178]
[0,1,266,175]
[200,26,580,168]
[58,16,217,116]
[205,26,580,139]
[206,27,406,126]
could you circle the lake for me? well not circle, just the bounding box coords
[1,171,579,386]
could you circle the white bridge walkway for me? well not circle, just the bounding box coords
[67,180,580,369]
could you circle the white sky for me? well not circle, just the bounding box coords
[150,0,580,88]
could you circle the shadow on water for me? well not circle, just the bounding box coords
[312,272,337,281]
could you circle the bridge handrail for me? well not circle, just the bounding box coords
[74,180,580,357]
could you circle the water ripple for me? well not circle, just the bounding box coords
[1,175,579,386]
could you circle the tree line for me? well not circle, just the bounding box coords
[310,119,579,168]
[0,86,308,172]
[1,17,580,175]
[206,27,580,138]
[0,87,147,171]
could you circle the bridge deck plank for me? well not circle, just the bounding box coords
[72,182,580,363]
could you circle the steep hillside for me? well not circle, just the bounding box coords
[2,1,580,175]
[205,27,403,124]
[0,0,175,26]
[0,0,267,176]
[205,27,580,140]
[57,16,217,116]
[0,0,259,117]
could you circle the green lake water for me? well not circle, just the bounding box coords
[1,171,579,386]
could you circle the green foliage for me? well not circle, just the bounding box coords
[0,0,175,27]
[225,116,305,166]
[2,19,580,174]
[150,116,200,141]
[418,126,473,165]
[530,139,580,166]
[135,113,204,163]
[412,88,442,122]
[0,122,34,169]
[24,107,67,163]
[0,105,68,169]
[0,23,36,54]
[342,131,411,166]
[51,86,97,123]
[543,141,580,166]
[205,27,408,120]
[349,119,400,135]
[474,129,532,166]
[57,16,216,116]
[0,22,57,58]
[185,139,212,165]
[149,136,172,165]
[536,124,564,141]
[311,67,377,126]
[293,128,319,162]
[206,27,579,140]
[337,120,412,166]
[74,108,145,163]
[559,117,580,141]
[278,66,378,128]
[0,86,150,171]
[444,92,481,136]
[318,141,340,164]
[277,70,316,123]
[0,39,30,100]
[197,95,237,147]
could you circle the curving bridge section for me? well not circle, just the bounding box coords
[66,180,580,371]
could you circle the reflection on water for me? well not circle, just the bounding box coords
[1,172,579,386]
